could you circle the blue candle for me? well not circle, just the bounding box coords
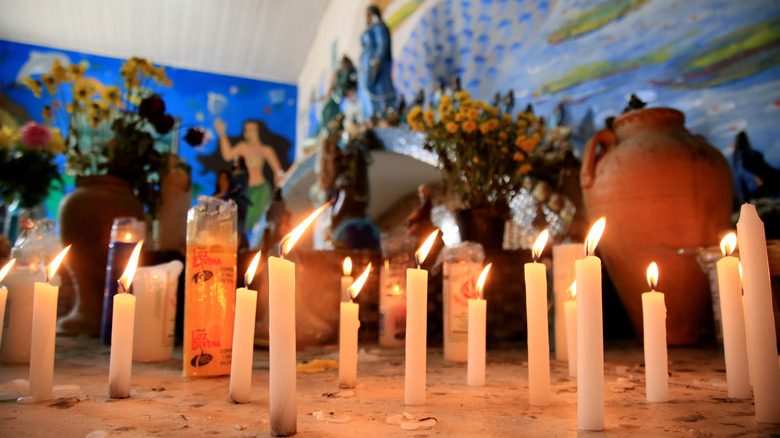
[100,217,145,344]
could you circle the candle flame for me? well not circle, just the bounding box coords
[281,201,331,255]
[124,232,132,241]
[646,262,659,291]
[532,229,549,262]
[739,262,743,282]
[118,241,143,292]
[46,245,71,282]
[720,233,737,257]
[245,251,262,286]
[585,217,606,256]
[568,280,577,300]
[0,259,16,283]
[392,284,402,296]
[343,257,353,276]
[348,262,372,300]
[476,263,492,299]
[416,229,439,266]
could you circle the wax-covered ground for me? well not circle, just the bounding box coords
[0,337,779,437]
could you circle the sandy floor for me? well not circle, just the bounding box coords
[0,337,779,437]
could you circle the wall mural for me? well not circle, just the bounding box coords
[0,40,297,208]
[392,0,780,192]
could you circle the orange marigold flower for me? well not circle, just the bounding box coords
[519,164,532,174]
[462,120,477,133]
[513,151,525,161]
[446,121,458,133]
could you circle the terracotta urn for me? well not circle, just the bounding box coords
[57,175,144,336]
[580,107,733,345]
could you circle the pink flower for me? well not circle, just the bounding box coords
[19,121,52,148]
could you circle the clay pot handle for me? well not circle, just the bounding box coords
[580,129,618,188]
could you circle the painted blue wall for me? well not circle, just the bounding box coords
[393,0,780,176]
[0,40,297,199]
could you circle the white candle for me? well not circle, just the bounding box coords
[269,203,328,436]
[25,246,70,403]
[405,229,438,406]
[108,241,142,399]
[1,263,45,364]
[642,262,669,403]
[553,243,581,362]
[736,203,780,423]
[525,230,551,406]
[339,263,371,388]
[340,257,353,303]
[716,233,751,399]
[467,264,491,386]
[229,251,262,404]
[577,218,605,431]
[564,282,577,377]
[0,259,15,349]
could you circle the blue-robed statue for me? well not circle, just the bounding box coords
[359,5,396,121]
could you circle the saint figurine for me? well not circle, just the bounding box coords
[358,5,396,120]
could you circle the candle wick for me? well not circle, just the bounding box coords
[117,279,127,294]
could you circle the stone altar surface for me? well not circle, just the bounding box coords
[0,337,779,437]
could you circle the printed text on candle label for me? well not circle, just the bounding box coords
[191,330,222,350]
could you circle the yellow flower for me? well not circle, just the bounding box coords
[40,74,56,94]
[446,121,458,133]
[519,164,532,174]
[423,109,435,126]
[67,64,86,80]
[480,121,494,134]
[0,125,20,146]
[455,113,466,122]
[438,102,453,115]
[462,120,477,133]
[455,91,470,101]
[51,59,68,83]
[486,106,499,116]
[467,108,479,120]
[72,79,93,102]
[152,65,172,86]
[440,94,452,107]
[406,106,423,126]
[22,77,42,98]
[101,86,122,107]
[502,113,512,122]
[48,128,66,153]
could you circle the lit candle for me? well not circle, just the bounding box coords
[405,229,439,406]
[642,262,668,403]
[340,257,353,303]
[229,251,262,404]
[467,263,491,386]
[339,263,371,388]
[716,233,751,399]
[564,281,577,377]
[525,230,551,406]
[24,245,70,403]
[553,243,581,362]
[736,203,780,423]
[269,203,329,437]
[0,259,16,349]
[108,241,142,399]
[576,218,605,431]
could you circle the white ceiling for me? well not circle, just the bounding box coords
[0,0,331,85]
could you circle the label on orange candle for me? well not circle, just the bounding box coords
[183,243,237,377]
